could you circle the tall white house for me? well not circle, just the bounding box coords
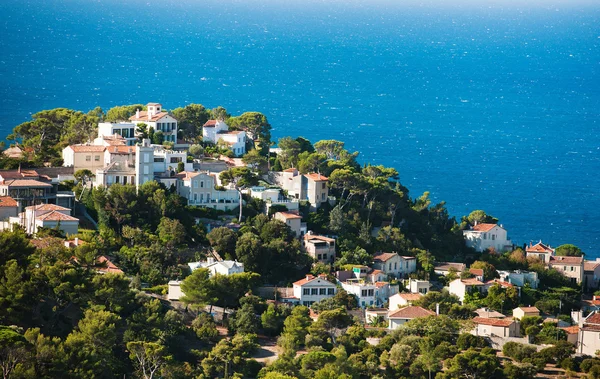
[202,120,246,156]
[372,252,417,279]
[463,223,512,252]
[291,274,337,307]
[129,103,178,143]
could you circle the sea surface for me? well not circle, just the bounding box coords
[1,0,599,256]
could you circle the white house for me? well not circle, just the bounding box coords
[372,252,417,279]
[97,122,138,146]
[434,262,466,276]
[512,306,540,320]
[274,211,303,237]
[407,279,431,294]
[290,274,337,307]
[388,306,435,330]
[584,260,600,293]
[9,203,79,236]
[498,270,539,289]
[448,278,486,303]
[188,258,244,276]
[129,103,178,143]
[578,312,600,356]
[202,120,246,156]
[0,196,18,221]
[62,145,106,172]
[271,169,329,211]
[388,292,423,311]
[249,186,299,213]
[463,223,512,252]
[167,171,240,210]
[168,280,183,300]
[340,279,396,308]
[471,317,520,338]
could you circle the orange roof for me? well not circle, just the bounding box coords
[461,278,485,286]
[26,204,70,212]
[129,111,170,122]
[516,306,539,313]
[373,252,398,263]
[369,269,384,276]
[486,279,515,288]
[68,145,106,153]
[470,223,498,232]
[0,169,39,179]
[561,326,579,334]
[585,312,600,325]
[36,211,79,222]
[304,173,328,181]
[276,211,302,220]
[473,317,514,327]
[0,196,17,207]
[585,262,600,272]
[293,274,329,286]
[203,120,218,127]
[175,171,202,181]
[283,168,297,173]
[106,145,135,154]
[97,256,124,274]
[526,241,554,253]
[389,306,435,319]
[395,293,423,301]
[374,281,388,288]
[469,268,484,276]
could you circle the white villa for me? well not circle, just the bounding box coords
[288,274,337,307]
[303,233,336,264]
[525,241,555,263]
[202,120,247,156]
[372,252,416,279]
[188,257,244,276]
[167,171,240,210]
[129,103,178,143]
[463,222,512,252]
[9,203,79,236]
[271,169,329,211]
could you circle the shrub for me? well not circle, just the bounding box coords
[581,358,600,373]
[503,342,537,362]
[456,333,488,350]
[144,284,167,295]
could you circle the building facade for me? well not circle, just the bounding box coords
[372,252,416,279]
[463,223,512,252]
[303,233,336,264]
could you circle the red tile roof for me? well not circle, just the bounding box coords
[203,120,218,127]
[395,293,423,301]
[388,306,435,319]
[175,171,202,181]
[516,306,540,313]
[470,223,498,232]
[106,146,135,154]
[486,279,515,288]
[374,281,388,288]
[373,252,398,263]
[129,111,170,122]
[0,196,17,207]
[68,145,106,153]
[2,179,52,188]
[585,262,600,272]
[526,241,554,253]
[26,204,70,212]
[304,234,335,243]
[585,312,600,325]
[469,268,484,277]
[461,278,486,286]
[435,262,466,272]
[283,168,297,173]
[304,173,328,181]
[472,317,515,327]
[97,256,124,275]
[549,256,584,265]
[276,211,302,220]
[293,274,330,286]
[0,169,39,179]
[36,211,79,222]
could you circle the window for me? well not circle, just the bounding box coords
[492,235,495,240]
[303,288,310,295]
[368,289,374,296]
[321,193,325,201]
[311,288,318,295]
[389,263,392,270]
[322,183,326,189]
[327,288,334,295]
[303,301,310,306]
[94,155,100,161]
[317,254,321,260]
[193,181,198,189]
[86,155,91,161]
[123,176,127,184]
[144,153,150,163]
[170,157,181,163]
[200,181,204,188]
[154,158,165,162]
[483,234,487,240]
[361,290,368,297]
[319,288,326,295]
[115,176,120,184]
[143,166,149,175]
[394,262,397,270]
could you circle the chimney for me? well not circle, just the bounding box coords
[136,109,140,119]
[306,274,313,281]
[207,257,215,264]
[75,237,79,246]
[436,303,440,315]
[474,220,478,226]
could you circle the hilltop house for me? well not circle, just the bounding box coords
[372,252,416,279]
[0,169,75,211]
[202,120,246,156]
[463,222,512,252]
[388,293,423,310]
[472,317,520,338]
[62,145,106,172]
[578,312,600,355]
[513,306,540,319]
[274,211,303,237]
[584,260,600,292]
[9,204,79,236]
[188,257,244,276]
[289,274,337,307]
[449,278,487,303]
[129,103,178,143]
[434,262,466,276]
[497,270,539,289]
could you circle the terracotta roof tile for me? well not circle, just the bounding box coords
[388,306,435,319]
[516,306,540,313]
[304,234,335,243]
[97,256,124,275]
[373,252,398,262]
[68,145,106,153]
[395,293,423,301]
[470,268,484,276]
[470,223,498,232]
[2,179,52,188]
[585,262,600,272]
[26,204,70,212]
[304,173,328,181]
[130,111,171,122]
[36,211,79,222]
[461,278,486,286]
[585,312,600,325]
[276,211,302,220]
[435,262,466,272]
[472,317,515,327]
[549,256,584,265]
[526,241,554,253]
[0,196,17,207]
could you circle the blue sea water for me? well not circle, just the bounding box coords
[1,0,599,256]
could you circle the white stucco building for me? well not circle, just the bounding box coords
[388,292,423,310]
[97,122,138,146]
[340,279,396,308]
[388,306,435,330]
[372,252,416,279]
[498,270,539,289]
[62,145,106,172]
[463,223,512,252]
[188,257,244,276]
[448,278,487,303]
[202,120,246,156]
[471,317,520,338]
[303,233,336,264]
[129,103,178,143]
[290,274,337,307]
[166,171,240,210]
[548,255,584,285]
[271,169,329,211]
[525,241,555,263]
[9,203,79,236]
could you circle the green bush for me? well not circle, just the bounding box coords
[503,342,537,362]
[144,284,167,295]
[456,333,488,350]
